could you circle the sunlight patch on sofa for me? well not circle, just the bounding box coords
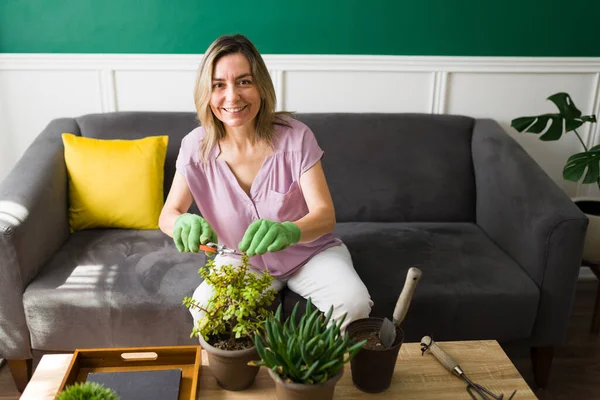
[60,264,118,290]
[0,200,29,226]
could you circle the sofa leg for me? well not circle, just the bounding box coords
[531,346,553,389]
[590,264,600,334]
[7,358,32,393]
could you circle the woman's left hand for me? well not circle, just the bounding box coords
[239,219,301,256]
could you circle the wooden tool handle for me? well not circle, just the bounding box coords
[421,336,460,373]
[392,267,422,326]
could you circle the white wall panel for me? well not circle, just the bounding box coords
[0,95,12,183]
[1,54,600,200]
[446,72,597,197]
[283,71,432,113]
[114,71,196,112]
[0,70,102,182]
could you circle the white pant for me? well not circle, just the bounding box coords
[189,243,373,334]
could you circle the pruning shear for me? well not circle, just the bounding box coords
[198,242,244,257]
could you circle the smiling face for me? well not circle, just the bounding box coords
[209,53,262,133]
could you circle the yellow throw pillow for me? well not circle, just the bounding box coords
[62,133,169,232]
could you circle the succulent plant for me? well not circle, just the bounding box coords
[251,298,366,384]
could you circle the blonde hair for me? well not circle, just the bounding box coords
[194,34,292,162]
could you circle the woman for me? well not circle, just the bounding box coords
[159,34,372,332]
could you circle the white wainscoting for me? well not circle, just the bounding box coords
[1,54,600,200]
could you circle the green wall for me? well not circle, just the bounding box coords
[0,0,596,56]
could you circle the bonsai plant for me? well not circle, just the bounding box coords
[56,382,119,400]
[183,254,277,391]
[251,298,365,400]
[511,92,600,262]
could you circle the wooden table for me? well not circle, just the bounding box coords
[20,340,537,399]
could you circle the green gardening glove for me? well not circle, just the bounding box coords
[173,213,218,253]
[238,219,301,257]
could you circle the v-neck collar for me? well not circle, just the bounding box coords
[213,142,274,200]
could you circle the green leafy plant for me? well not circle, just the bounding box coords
[511,92,599,190]
[183,254,277,348]
[56,382,119,400]
[251,298,366,384]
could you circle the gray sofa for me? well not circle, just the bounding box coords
[0,112,588,391]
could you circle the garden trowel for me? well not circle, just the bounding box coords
[379,267,422,348]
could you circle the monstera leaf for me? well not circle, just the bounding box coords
[511,93,597,141]
[563,145,600,184]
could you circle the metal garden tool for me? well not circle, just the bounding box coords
[378,267,422,348]
[420,336,516,400]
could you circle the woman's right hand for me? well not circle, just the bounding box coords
[173,213,218,252]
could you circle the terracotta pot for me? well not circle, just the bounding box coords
[267,368,343,400]
[198,335,260,391]
[346,317,403,393]
[573,197,600,263]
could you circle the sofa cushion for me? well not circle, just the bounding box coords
[23,229,204,350]
[283,222,539,343]
[296,113,476,223]
[75,112,199,209]
[61,133,169,231]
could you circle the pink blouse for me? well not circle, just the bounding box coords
[175,117,341,278]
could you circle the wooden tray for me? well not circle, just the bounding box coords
[56,346,202,400]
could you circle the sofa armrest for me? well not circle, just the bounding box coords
[0,118,77,359]
[472,119,588,347]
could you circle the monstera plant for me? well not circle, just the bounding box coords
[511,92,600,262]
[511,92,599,188]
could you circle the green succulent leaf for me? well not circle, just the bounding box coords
[306,335,321,350]
[336,313,347,332]
[265,318,275,346]
[263,349,279,367]
[301,361,321,381]
[313,372,326,384]
[275,304,282,322]
[280,347,299,376]
[300,341,313,366]
[330,337,350,360]
[563,145,600,184]
[305,297,313,313]
[303,309,320,339]
[271,325,285,356]
[283,317,291,336]
[318,359,341,372]
[290,302,299,332]
[347,339,368,360]
[323,306,334,326]
[325,325,335,348]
